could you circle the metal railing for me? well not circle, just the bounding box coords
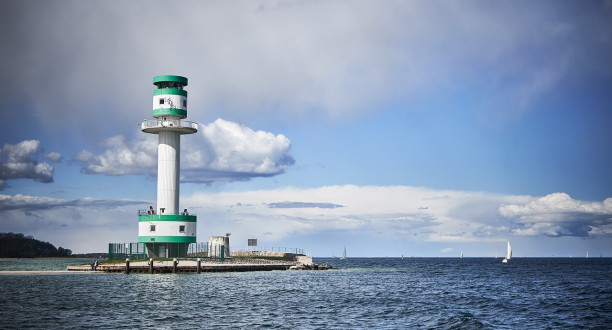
[108,243,308,259]
[240,246,307,255]
[141,119,198,130]
[137,209,196,216]
[271,247,307,255]
[108,242,148,260]
[108,242,209,260]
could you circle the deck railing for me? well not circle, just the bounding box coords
[108,243,308,259]
[137,209,196,216]
[141,119,198,130]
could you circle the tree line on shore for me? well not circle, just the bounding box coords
[0,232,72,258]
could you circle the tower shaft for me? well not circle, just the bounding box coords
[157,130,180,215]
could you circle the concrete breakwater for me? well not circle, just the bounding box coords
[67,256,332,273]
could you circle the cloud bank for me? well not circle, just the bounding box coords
[1,187,609,255]
[0,140,58,190]
[267,202,344,209]
[182,186,612,249]
[0,194,144,212]
[0,193,147,253]
[73,119,294,183]
[3,1,611,139]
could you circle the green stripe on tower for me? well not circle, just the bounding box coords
[152,108,187,118]
[153,88,187,96]
[138,236,196,243]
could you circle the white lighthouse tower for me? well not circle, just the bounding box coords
[138,75,198,258]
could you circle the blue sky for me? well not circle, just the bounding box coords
[1,1,611,257]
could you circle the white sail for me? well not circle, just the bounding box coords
[502,241,511,263]
[506,241,512,260]
[460,251,463,258]
[340,246,346,259]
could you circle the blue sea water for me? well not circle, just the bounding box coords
[1,257,611,329]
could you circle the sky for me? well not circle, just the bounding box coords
[1,0,611,257]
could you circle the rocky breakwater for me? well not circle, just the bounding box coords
[289,255,332,270]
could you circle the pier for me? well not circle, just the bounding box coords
[67,255,331,273]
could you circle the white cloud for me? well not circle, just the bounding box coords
[183,119,294,183]
[44,152,62,163]
[499,193,612,237]
[73,135,158,176]
[0,140,57,190]
[73,119,294,182]
[441,248,454,253]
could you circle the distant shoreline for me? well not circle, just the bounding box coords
[0,270,98,275]
[0,256,104,260]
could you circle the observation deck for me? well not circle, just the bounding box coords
[141,119,198,134]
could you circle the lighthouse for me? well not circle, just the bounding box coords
[138,75,198,258]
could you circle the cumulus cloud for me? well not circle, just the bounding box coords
[499,193,612,237]
[73,119,294,182]
[0,140,58,190]
[183,119,294,182]
[73,135,157,176]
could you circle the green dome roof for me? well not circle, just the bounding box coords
[153,75,188,86]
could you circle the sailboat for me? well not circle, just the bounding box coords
[586,251,589,258]
[340,246,347,260]
[501,241,512,263]
[460,251,463,259]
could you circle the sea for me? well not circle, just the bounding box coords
[1,257,611,329]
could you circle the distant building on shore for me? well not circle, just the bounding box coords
[208,236,231,258]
